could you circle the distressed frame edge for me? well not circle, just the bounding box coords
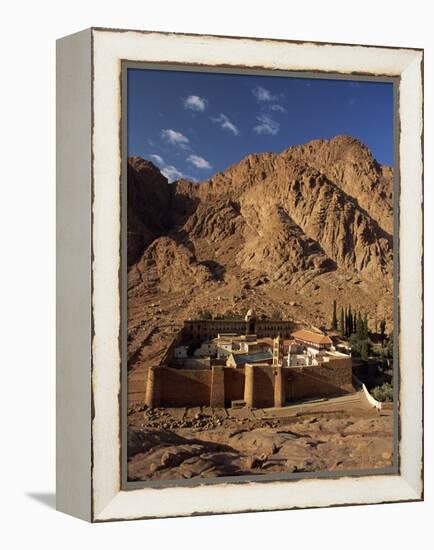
[95,478,421,523]
[56,27,93,522]
[90,29,423,522]
[89,25,424,53]
[396,52,424,498]
[120,61,401,493]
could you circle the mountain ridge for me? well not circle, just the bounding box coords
[127,135,393,376]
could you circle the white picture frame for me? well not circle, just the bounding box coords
[56,27,423,522]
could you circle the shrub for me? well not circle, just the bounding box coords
[371,382,393,402]
[349,333,371,360]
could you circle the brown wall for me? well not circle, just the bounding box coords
[223,367,245,406]
[251,367,276,408]
[157,368,211,407]
[210,366,225,407]
[141,358,354,408]
[128,364,150,406]
[310,359,353,388]
[286,370,344,400]
[285,361,353,401]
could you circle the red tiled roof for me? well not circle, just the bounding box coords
[291,329,333,345]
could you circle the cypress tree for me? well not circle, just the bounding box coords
[363,312,369,339]
[361,340,369,362]
[344,307,348,337]
[340,307,345,336]
[356,311,363,338]
[380,319,386,341]
[332,300,338,330]
[348,306,353,336]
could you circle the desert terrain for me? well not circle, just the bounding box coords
[127,135,394,480]
[128,396,393,481]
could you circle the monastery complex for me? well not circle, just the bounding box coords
[143,309,354,409]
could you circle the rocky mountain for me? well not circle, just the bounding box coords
[127,136,393,397]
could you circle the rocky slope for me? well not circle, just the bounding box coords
[284,135,393,234]
[127,136,393,401]
[128,404,393,480]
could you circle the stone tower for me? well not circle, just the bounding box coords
[272,335,284,367]
[272,335,285,407]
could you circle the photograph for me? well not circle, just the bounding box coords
[125,67,397,483]
[1,0,427,538]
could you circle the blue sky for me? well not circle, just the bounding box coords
[127,68,394,183]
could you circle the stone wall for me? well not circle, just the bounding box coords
[210,366,225,407]
[128,364,150,406]
[310,358,353,386]
[148,367,211,407]
[244,366,275,408]
[285,359,353,401]
[143,358,354,409]
[223,367,245,406]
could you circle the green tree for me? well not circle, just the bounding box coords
[360,340,370,361]
[363,312,369,339]
[356,311,363,338]
[349,322,372,361]
[347,306,353,336]
[380,319,387,342]
[340,307,345,337]
[371,382,393,402]
[344,307,348,337]
[332,300,338,330]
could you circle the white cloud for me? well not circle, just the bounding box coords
[150,154,164,164]
[187,154,212,169]
[161,128,190,149]
[150,153,184,182]
[184,95,207,112]
[161,165,185,181]
[253,86,278,102]
[253,114,280,136]
[212,113,240,135]
[269,104,287,113]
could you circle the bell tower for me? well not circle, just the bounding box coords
[272,335,284,367]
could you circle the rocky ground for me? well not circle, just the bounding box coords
[127,404,393,481]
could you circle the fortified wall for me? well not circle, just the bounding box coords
[144,358,353,409]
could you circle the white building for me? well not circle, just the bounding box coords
[291,329,335,356]
[287,334,350,368]
[193,341,217,357]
